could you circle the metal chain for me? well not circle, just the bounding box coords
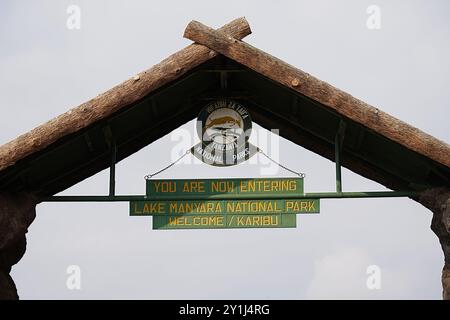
[257,148,305,178]
[144,148,304,179]
[144,149,191,180]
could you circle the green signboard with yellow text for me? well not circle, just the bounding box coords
[152,214,297,230]
[130,199,319,215]
[129,177,319,230]
[145,178,304,199]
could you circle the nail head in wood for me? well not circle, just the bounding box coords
[291,78,300,87]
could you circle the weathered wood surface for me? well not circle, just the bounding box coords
[184,20,450,169]
[0,18,251,172]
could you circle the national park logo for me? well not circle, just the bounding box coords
[191,99,258,166]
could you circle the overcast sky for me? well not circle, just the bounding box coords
[1,0,449,299]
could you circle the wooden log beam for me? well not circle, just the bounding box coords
[183,20,450,169]
[0,18,251,173]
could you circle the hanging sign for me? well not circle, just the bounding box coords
[152,214,297,230]
[191,99,258,166]
[129,177,319,229]
[129,199,320,216]
[145,177,304,199]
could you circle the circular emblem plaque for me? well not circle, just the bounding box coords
[192,99,256,166]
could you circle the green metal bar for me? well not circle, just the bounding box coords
[42,195,147,202]
[109,141,116,197]
[335,133,342,193]
[41,191,417,202]
[305,191,416,199]
[335,120,346,194]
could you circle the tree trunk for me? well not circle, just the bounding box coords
[0,192,37,300]
[418,188,450,300]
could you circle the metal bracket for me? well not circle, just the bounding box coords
[109,141,117,197]
[220,71,228,90]
[335,120,347,193]
[103,124,117,197]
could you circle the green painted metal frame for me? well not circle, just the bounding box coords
[109,140,116,197]
[335,120,345,193]
[41,122,418,203]
[42,191,416,202]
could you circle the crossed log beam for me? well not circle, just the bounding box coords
[183,19,450,299]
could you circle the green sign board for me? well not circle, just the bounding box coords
[146,177,304,199]
[152,214,296,230]
[131,177,317,230]
[130,199,319,216]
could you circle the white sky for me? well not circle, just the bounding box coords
[1,0,449,299]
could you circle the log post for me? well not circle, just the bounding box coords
[0,192,37,299]
[418,188,450,300]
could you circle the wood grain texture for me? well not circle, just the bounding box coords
[184,20,450,169]
[0,18,251,172]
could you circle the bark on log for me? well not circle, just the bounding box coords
[418,188,450,300]
[183,20,450,168]
[0,271,18,300]
[0,18,251,173]
[0,192,37,300]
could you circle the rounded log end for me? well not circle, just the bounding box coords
[183,17,252,42]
